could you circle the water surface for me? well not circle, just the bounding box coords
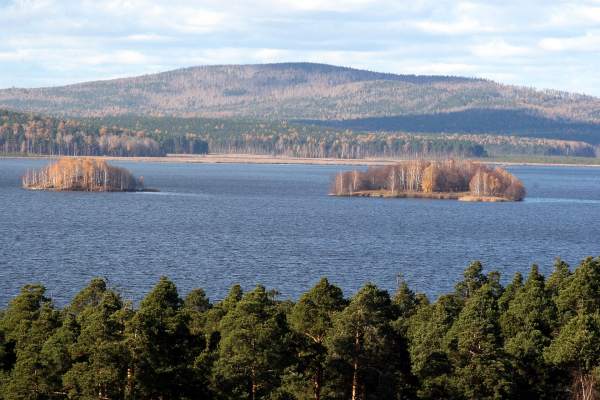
[1,159,599,307]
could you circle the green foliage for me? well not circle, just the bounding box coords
[125,276,194,400]
[325,282,409,400]
[445,284,512,399]
[289,277,346,400]
[212,285,292,400]
[2,256,600,398]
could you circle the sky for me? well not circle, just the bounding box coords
[1,0,600,96]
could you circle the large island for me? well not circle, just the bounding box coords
[330,158,526,201]
[22,157,143,192]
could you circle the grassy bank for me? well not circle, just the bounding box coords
[3,153,600,167]
[474,155,600,166]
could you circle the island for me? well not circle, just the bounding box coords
[330,158,526,201]
[22,157,147,192]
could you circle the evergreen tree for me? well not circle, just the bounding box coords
[545,314,600,400]
[500,265,563,399]
[212,285,292,400]
[454,261,488,300]
[289,277,346,400]
[407,293,462,399]
[1,285,62,400]
[125,276,194,400]
[555,256,600,319]
[445,284,512,399]
[62,290,130,399]
[325,282,406,400]
[183,287,212,399]
[497,272,523,312]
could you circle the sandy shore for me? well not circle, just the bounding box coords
[4,153,600,167]
[101,154,404,166]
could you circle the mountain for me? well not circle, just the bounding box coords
[1,62,600,145]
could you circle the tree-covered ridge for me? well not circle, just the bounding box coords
[297,108,600,147]
[331,158,526,201]
[0,63,598,128]
[22,158,140,191]
[1,256,600,399]
[0,63,476,118]
[82,115,597,159]
[0,108,207,157]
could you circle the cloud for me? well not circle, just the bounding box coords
[81,50,153,65]
[540,30,600,52]
[0,0,600,95]
[0,49,30,61]
[471,40,534,58]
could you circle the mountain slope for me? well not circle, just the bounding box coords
[1,62,600,145]
[0,63,473,118]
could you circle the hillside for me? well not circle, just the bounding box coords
[0,63,474,118]
[2,62,600,147]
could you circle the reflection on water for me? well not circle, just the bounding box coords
[1,159,599,307]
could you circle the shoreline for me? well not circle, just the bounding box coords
[3,153,600,167]
[331,191,515,202]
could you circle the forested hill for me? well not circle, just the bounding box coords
[297,108,600,146]
[1,63,599,129]
[0,63,475,118]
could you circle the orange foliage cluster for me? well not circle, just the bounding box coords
[331,158,526,201]
[22,157,139,191]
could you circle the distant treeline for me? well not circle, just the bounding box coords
[22,158,139,191]
[1,256,600,399]
[2,107,596,160]
[297,108,600,148]
[0,109,207,157]
[331,158,526,201]
[82,116,512,159]
[84,115,600,159]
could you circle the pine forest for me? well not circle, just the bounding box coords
[0,256,599,399]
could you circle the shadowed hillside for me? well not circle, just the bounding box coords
[2,63,600,147]
[297,109,600,145]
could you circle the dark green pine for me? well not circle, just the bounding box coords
[289,277,346,400]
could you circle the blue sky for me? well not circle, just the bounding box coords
[2,0,600,96]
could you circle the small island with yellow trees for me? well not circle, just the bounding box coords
[330,158,526,201]
[22,157,147,192]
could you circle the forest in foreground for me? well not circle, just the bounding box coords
[1,256,600,400]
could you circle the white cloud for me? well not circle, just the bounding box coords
[471,40,534,58]
[540,31,600,52]
[80,51,153,65]
[0,49,30,61]
[1,0,600,95]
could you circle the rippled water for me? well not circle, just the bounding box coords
[1,158,599,307]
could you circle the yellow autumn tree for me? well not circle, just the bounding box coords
[421,164,438,193]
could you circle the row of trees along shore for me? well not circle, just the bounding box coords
[331,158,526,201]
[22,158,140,191]
[0,108,208,157]
[1,256,600,399]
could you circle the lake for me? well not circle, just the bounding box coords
[1,158,599,308]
